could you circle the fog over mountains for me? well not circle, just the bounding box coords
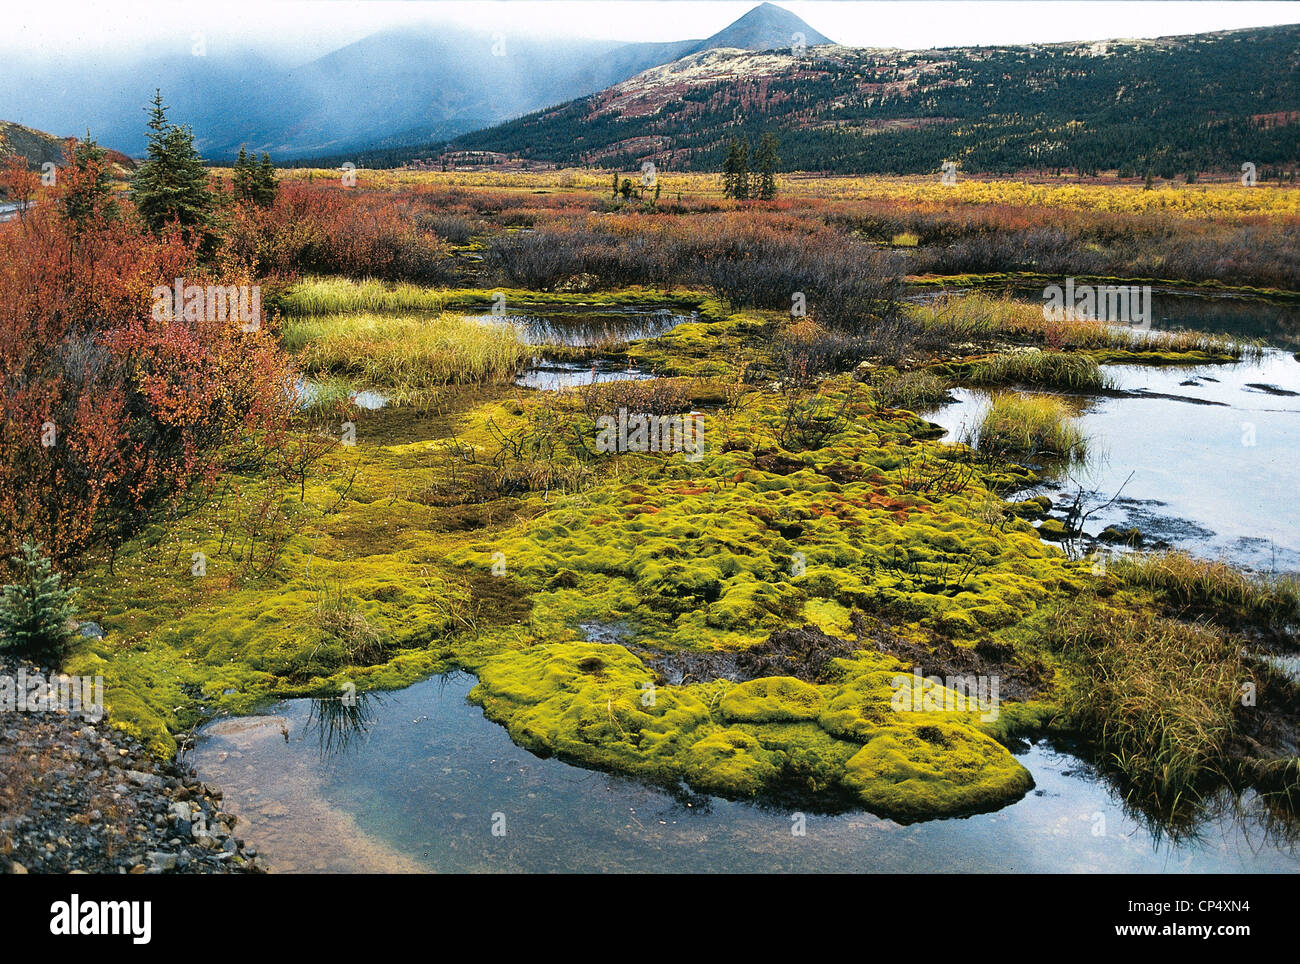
[0,3,831,160]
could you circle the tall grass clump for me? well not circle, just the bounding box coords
[288,312,528,392]
[913,293,1250,357]
[312,583,385,667]
[280,277,450,317]
[1112,551,1300,632]
[1047,598,1243,809]
[871,369,953,410]
[911,293,1043,340]
[965,350,1111,391]
[977,392,1087,460]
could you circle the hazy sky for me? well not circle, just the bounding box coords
[4,1,1297,62]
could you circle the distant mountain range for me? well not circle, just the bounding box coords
[442,23,1300,177]
[2,5,1295,178]
[0,3,830,162]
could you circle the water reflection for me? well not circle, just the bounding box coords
[921,347,1300,573]
[190,673,1300,873]
[304,690,382,763]
[515,359,658,391]
[466,307,695,347]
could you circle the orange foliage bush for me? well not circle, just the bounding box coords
[0,153,291,568]
[223,181,456,283]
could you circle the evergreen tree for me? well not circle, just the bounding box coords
[253,153,278,207]
[754,132,780,200]
[722,136,751,200]
[60,133,118,230]
[0,541,78,660]
[232,146,256,204]
[131,90,213,234]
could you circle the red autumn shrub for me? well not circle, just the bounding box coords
[0,151,291,570]
[223,181,457,283]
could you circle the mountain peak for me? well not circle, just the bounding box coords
[702,2,834,51]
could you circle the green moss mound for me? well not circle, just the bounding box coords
[65,296,1072,819]
[842,721,1034,820]
[720,676,824,723]
[468,642,1033,819]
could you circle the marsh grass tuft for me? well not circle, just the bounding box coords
[871,369,953,410]
[1112,552,1300,632]
[977,391,1087,461]
[286,312,529,395]
[913,293,1253,358]
[1047,598,1243,810]
[279,277,451,316]
[965,350,1111,391]
[313,583,385,666]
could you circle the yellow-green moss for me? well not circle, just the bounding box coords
[841,720,1034,820]
[63,293,1073,818]
[719,677,824,723]
[467,641,1033,817]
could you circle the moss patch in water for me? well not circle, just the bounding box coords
[468,641,1032,818]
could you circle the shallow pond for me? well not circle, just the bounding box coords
[189,673,1300,873]
[465,305,697,347]
[514,359,657,391]
[293,377,390,411]
[921,297,1300,574]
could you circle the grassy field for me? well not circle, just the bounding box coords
[275,166,1300,218]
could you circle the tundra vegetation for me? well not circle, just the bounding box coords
[2,127,1298,827]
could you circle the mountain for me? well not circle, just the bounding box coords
[0,120,66,169]
[701,1,832,50]
[0,4,834,161]
[0,120,135,177]
[441,25,1300,176]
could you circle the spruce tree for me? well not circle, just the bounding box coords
[131,90,213,234]
[253,153,278,208]
[0,541,78,660]
[754,132,780,200]
[232,146,255,204]
[60,133,118,230]
[723,137,752,200]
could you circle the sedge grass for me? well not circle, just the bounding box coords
[965,350,1112,391]
[280,277,451,316]
[1112,551,1300,631]
[281,276,712,318]
[912,293,1252,358]
[287,311,529,391]
[872,369,953,410]
[1048,599,1243,809]
[978,391,1087,461]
